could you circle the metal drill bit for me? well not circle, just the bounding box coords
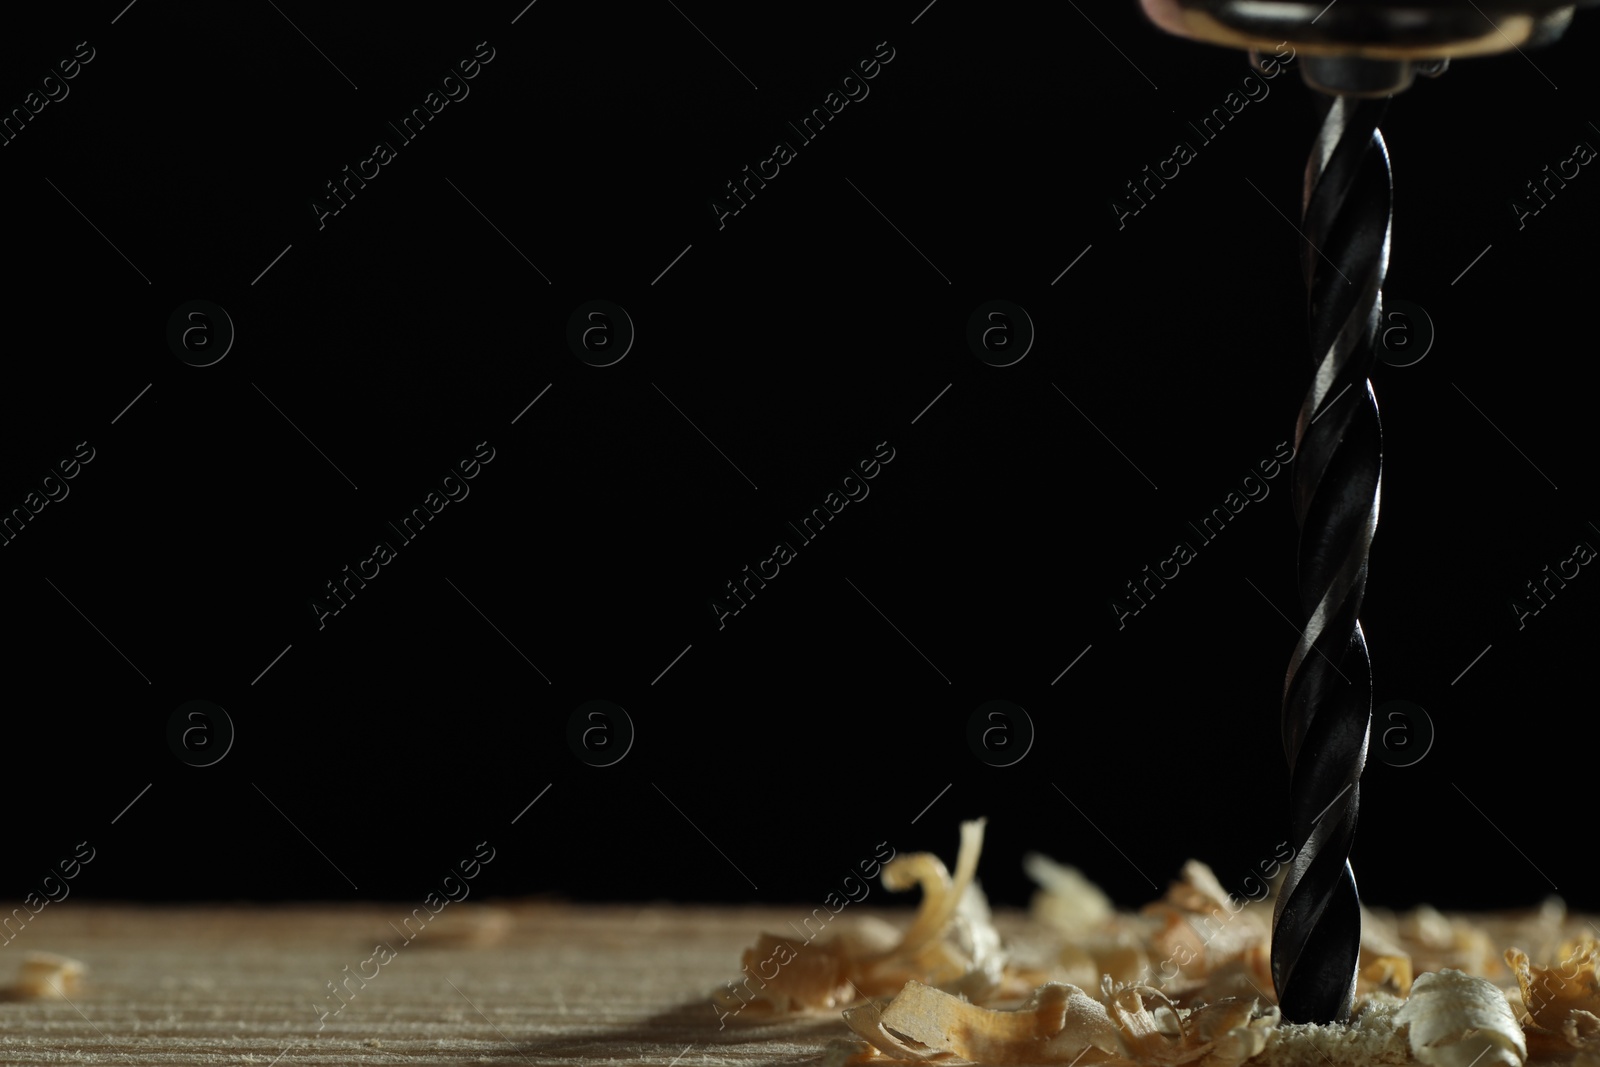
[1269,94,1389,1025]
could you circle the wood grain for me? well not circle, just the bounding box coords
[0,901,991,1066]
[5,902,1590,1066]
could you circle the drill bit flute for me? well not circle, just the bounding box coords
[1136,0,1592,1025]
[1272,92,1389,1024]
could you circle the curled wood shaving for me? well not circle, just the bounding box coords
[1506,937,1600,1051]
[11,952,85,998]
[851,979,1118,1066]
[1402,906,1459,951]
[1062,935,1152,992]
[733,817,1600,1067]
[876,821,987,967]
[1026,853,1114,936]
[1140,861,1273,1000]
[939,881,1007,1002]
[1394,968,1526,1067]
[724,932,852,1013]
[1361,955,1416,1001]
[414,905,513,947]
[841,977,1277,1067]
[1187,996,1280,1067]
[1105,982,1279,1067]
[1392,907,1504,980]
[716,820,998,1017]
[1361,907,1415,997]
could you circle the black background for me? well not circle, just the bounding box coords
[0,2,1594,916]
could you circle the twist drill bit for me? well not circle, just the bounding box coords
[1269,93,1389,1024]
[1136,0,1592,1029]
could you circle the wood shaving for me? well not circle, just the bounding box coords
[1396,904,1510,979]
[1026,853,1114,936]
[405,905,513,947]
[1361,907,1415,997]
[715,820,999,1018]
[1507,937,1600,1052]
[837,977,1278,1066]
[1394,969,1526,1067]
[842,979,1121,1065]
[11,952,85,997]
[1139,861,1274,998]
[735,820,1598,1067]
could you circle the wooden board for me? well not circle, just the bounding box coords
[0,901,1006,1066]
[6,902,1594,1066]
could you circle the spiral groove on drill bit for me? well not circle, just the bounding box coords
[1269,95,1389,1025]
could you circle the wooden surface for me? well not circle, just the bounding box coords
[0,901,991,1067]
